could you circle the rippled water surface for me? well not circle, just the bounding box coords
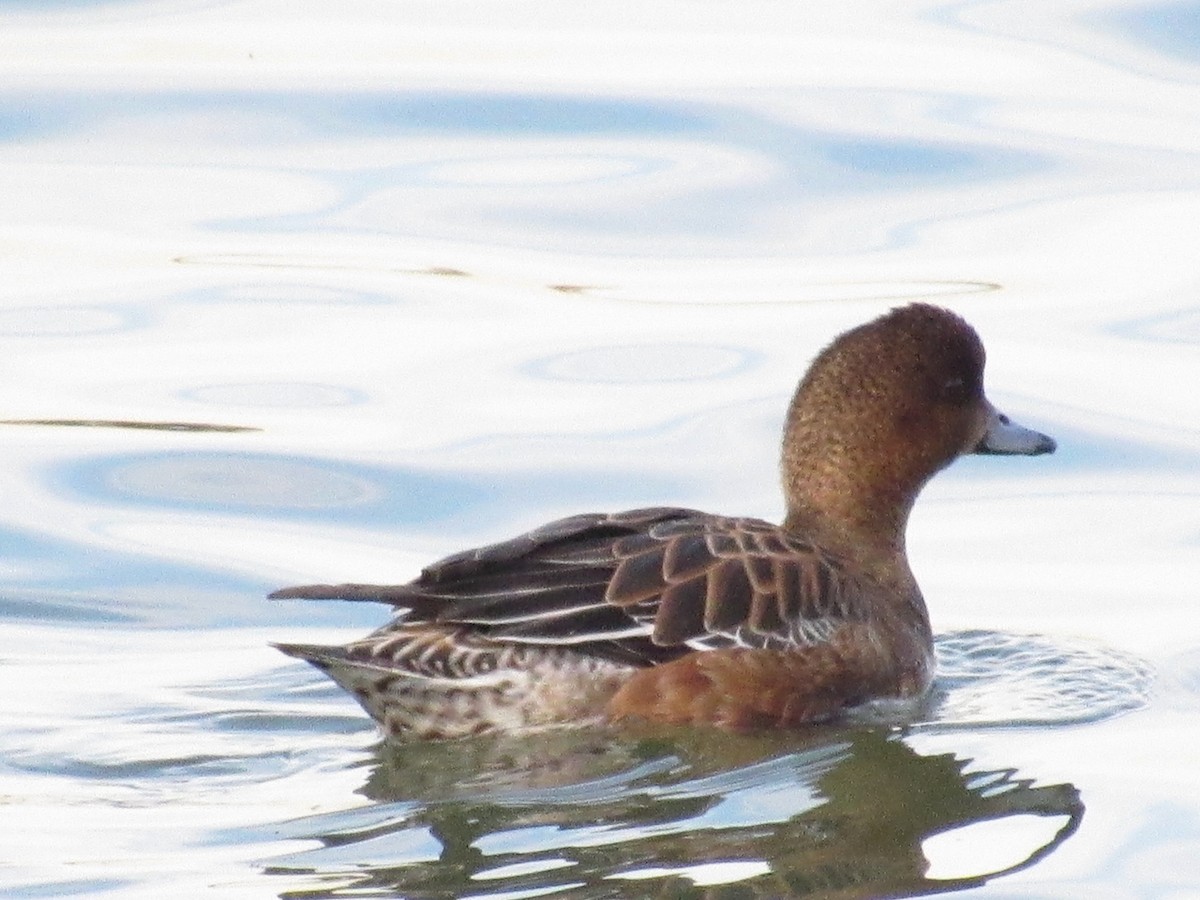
[3,2,1200,897]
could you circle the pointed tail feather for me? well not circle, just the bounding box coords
[268,583,420,605]
[272,641,413,684]
[271,641,352,669]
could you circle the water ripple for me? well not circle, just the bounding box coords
[180,382,368,409]
[925,629,1155,728]
[260,729,1083,898]
[0,303,149,337]
[521,343,762,384]
[47,450,686,530]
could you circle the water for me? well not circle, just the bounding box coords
[2,1,1199,897]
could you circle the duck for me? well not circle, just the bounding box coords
[271,303,1055,740]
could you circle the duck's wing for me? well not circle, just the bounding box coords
[267,507,699,610]
[270,506,869,663]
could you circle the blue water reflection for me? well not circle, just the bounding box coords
[0,91,705,143]
[50,450,685,527]
[1103,1,1200,63]
[0,520,271,627]
[0,89,1045,239]
[1111,302,1200,344]
[0,528,267,628]
[822,137,977,181]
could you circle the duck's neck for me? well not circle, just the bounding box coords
[782,477,913,560]
[782,468,930,638]
[779,440,926,570]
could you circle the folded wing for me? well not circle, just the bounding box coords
[270,506,868,665]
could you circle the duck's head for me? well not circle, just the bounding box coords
[781,303,1054,554]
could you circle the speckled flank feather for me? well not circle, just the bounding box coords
[275,628,634,740]
[271,304,1055,739]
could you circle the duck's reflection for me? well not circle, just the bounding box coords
[267,728,1081,899]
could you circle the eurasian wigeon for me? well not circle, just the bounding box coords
[272,303,1055,739]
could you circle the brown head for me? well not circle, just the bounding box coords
[780,304,1054,560]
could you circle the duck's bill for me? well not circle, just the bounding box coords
[975,405,1056,456]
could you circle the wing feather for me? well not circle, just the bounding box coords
[272,506,869,663]
[748,580,784,635]
[648,575,709,645]
[662,532,715,582]
[605,543,670,606]
[743,554,776,594]
[495,603,649,643]
[703,560,753,633]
